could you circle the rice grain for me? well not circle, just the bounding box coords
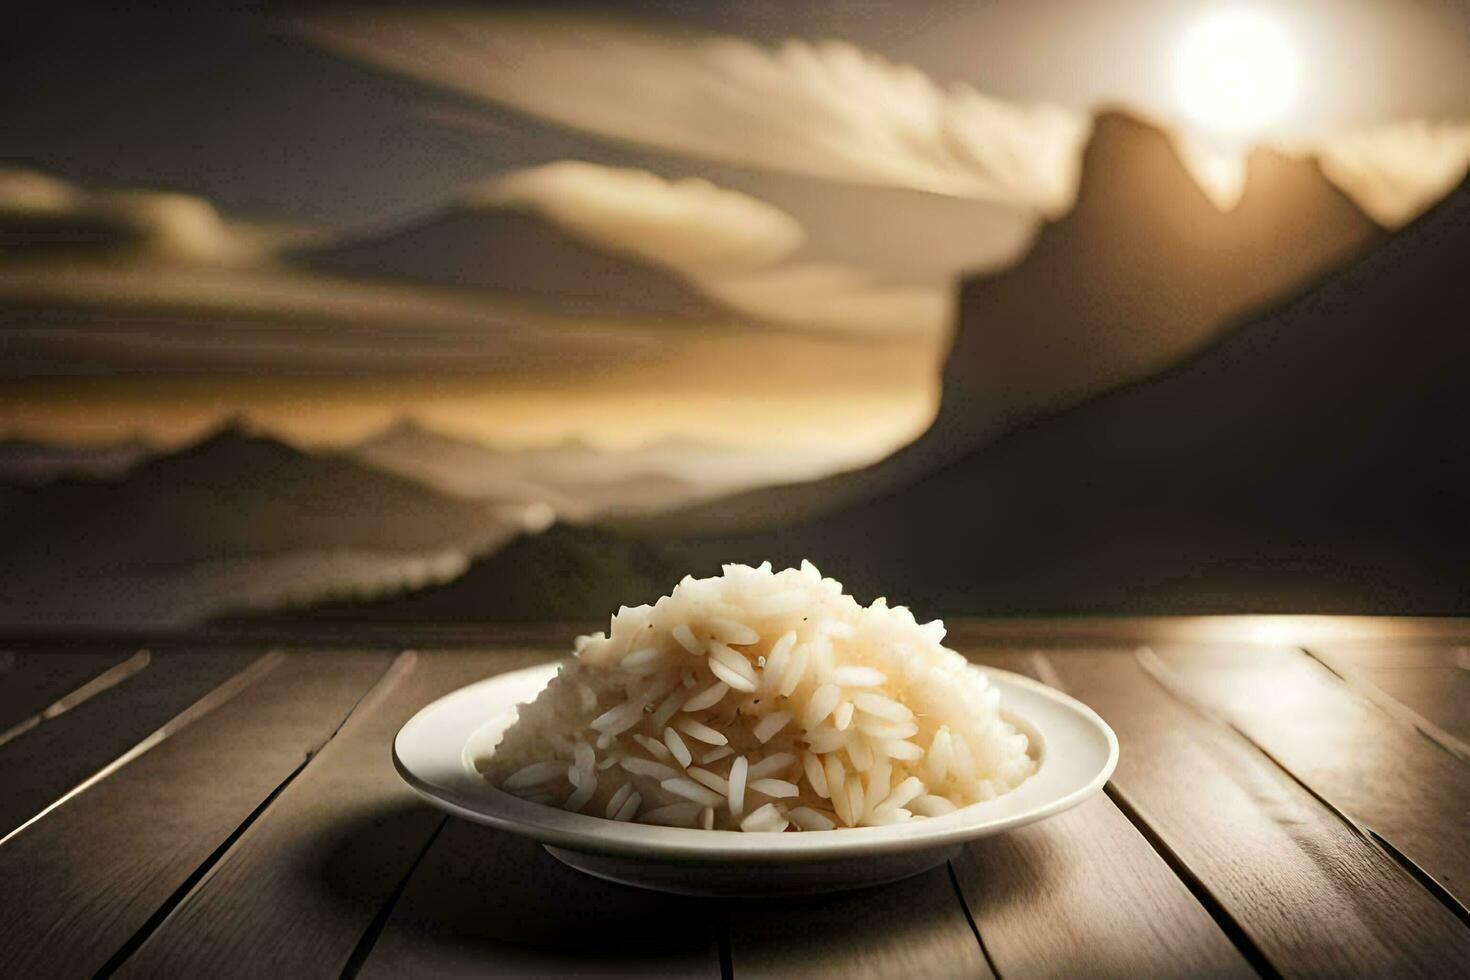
[484,561,1034,831]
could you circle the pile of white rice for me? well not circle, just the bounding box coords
[481,561,1034,832]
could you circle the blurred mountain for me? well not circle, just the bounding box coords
[267,522,677,625]
[0,169,288,265]
[0,436,154,484]
[0,427,528,626]
[279,164,1469,621]
[731,168,1470,615]
[632,110,1384,535]
[350,420,866,520]
[295,200,739,322]
[932,111,1384,465]
[353,421,696,519]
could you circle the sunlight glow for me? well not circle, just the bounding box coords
[1175,7,1300,138]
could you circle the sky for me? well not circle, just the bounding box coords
[6,2,1467,223]
[2,1,1468,455]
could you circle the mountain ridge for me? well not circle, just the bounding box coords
[277,164,1468,621]
[618,109,1384,536]
[349,418,867,518]
[0,425,521,566]
[0,425,533,625]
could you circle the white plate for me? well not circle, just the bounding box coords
[394,662,1118,896]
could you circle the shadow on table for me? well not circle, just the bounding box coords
[305,801,719,975]
[302,802,1027,976]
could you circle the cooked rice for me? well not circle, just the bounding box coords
[480,561,1034,831]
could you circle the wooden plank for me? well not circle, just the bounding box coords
[0,650,391,977]
[945,616,1468,650]
[1041,647,1470,976]
[729,863,991,979]
[0,647,263,838]
[1148,644,1470,906]
[358,818,722,978]
[955,796,1251,978]
[121,649,554,979]
[953,650,1254,978]
[5,615,1467,656]
[0,647,139,740]
[1310,643,1470,748]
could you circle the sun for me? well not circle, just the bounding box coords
[1174,7,1300,138]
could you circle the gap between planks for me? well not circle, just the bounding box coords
[97,750,321,977]
[0,650,152,749]
[102,651,418,976]
[114,649,563,980]
[340,816,450,980]
[1004,647,1470,977]
[1098,783,1279,979]
[1034,646,1282,978]
[945,859,999,978]
[1017,650,1266,971]
[0,648,395,977]
[1298,646,1470,763]
[1132,645,1470,927]
[0,650,283,848]
[958,650,1253,978]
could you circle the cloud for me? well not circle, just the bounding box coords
[0,260,675,379]
[1314,120,1470,228]
[473,161,804,276]
[1128,122,1470,224]
[0,329,936,459]
[297,10,1470,229]
[701,264,951,336]
[479,159,946,335]
[0,168,676,378]
[0,167,292,264]
[0,169,80,212]
[0,165,937,463]
[297,11,1091,216]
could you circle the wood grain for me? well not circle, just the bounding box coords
[0,623,1463,978]
[728,863,993,979]
[357,818,723,978]
[1310,643,1470,748]
[1041,647,1470,976]
[952,650,1255,978]
[5,614,1466,656]
[956,794,1252,978]
[0,647,263,838]
[0,647,138,738]
[0,650,391,977]
[121,649,555,979]
[1147,644,1470,906]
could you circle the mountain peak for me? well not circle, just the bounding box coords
[168,419,276,457]
[603,109,1387,538]
[303,168,1470,622]
[1075,109,1216,211]
[1071,109,1367,236]
[1234,142,1369,226]
[922,108,1384,473]
[1085,107,1178,151]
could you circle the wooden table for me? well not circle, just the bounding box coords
[1,617,1467,978]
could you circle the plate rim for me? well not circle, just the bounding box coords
[393,661,1118,862]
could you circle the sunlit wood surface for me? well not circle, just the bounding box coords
[0,618,1466,978]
